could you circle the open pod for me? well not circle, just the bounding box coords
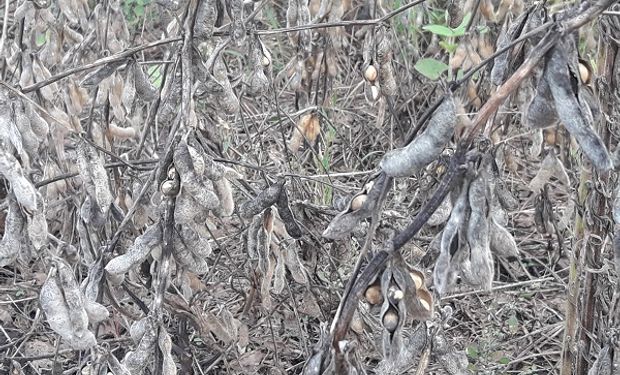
[322,173,388,239]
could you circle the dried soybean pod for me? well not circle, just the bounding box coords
[490,12,528,86]
[434,183,468,296]
[158,328,176,375]
[380,94,457,177]
[614,226,620,279]
[105,223,162,282]
[322,174,387,239]
[123,318,158,374]
[286,0,299,45]
[489,218,519,260]
[528,150,570,193]
[173,140,220,210]
[80,59,127,87]
[194,0,217,39]
[588,345,612,375]
[524,77,559,129]
[227,0,245,45]
[379,61,397,97]
[545,43,613,171]
[276,188,303,239]
[133,61,158,102]
[0,197,26,267]
[56,260,90,336]
[298,0,312,53]
[464,174,493,290]
[0,150,37,212]
[239,180,286,219]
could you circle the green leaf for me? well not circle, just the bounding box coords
[414,58,449,80]
[499,356,511,365]
[506,315,519,333]
[466,345,479,359]
[422,24,455,37]
[453,13,472,36]
[439,40,457,53]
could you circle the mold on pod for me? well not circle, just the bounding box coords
[387,285,404,305]
[382,307,399,333]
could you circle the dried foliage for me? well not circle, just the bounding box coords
[0,0,619,374]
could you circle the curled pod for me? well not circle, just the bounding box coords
[382,307,400,333]
[81,257,109,324]
[489,217,519,260]
[523,77,559,129]
[380,94,457,177]
[379,61,397,97]
[276,188,303,239]
[545,43,613,171]
[322,174,387,239]
[194,0,217,40]
[133,61,158,102]
[239,180,285,219]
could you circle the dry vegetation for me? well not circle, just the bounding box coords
[0,0,620,374]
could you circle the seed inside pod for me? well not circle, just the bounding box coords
[160,180,179,196]
[167,167,177,180]
[419,297,431,311]
[387,285,404,305]
[371,85,380,101]
[262,52,272,67]
[364,284,383,305]
[382,308,399,333]
[578,62,590,84]
[410,271,424,290]
[364,65,378,82]
[350,194,367,211]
